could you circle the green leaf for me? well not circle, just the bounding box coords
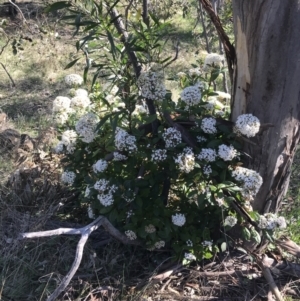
[64,58,80,69]
[242,227,251,241]
[143,114,157,124]
[44,1,71,13]
[106,30,116,60]
[251,228,261,244]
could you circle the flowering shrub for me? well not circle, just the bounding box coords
[48,1,286,261]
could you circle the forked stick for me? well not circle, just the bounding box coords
[18,216,140,301]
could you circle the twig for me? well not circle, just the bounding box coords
[0,38,10,56]
[8,0,27,24]
[0,62,15,87]
[257,256,285,301]
[18,216,141,301]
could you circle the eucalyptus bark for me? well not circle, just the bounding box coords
[231,0,300,213]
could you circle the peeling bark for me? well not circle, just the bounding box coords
[232,0,300,212]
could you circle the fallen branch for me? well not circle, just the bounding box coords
[257,255,285,301]
[18,216,141,301]
[275,236,300,258]
[0,62,15,87]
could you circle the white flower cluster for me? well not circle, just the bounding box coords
[55,130,78,154]
[202,240,213,247]
[172,213,186,227]
[127,210,134,218]
[123,189,136,203]
[61,171,76,185]
[216,91,231,102]
[198,148,216,162]
[203,164,212,176]
[70,95,91,111]
[53,96,71,113]
[162,127,182,148]
[218,144,237,161]
[258,213,287,230]
[137,71,166,101]
[177,72,186,78]
[188,68,201,77]
[151,149,167,162]
[174,147,195,173]
[203,53,224,71]
[113,152,128,161]
[234,114,260,138]
[154,241,165,249]
[197,136,207,143]
[115,127,137,153]
[186,239,193,247]
[224,216,237,227]
[93,159,108,173]
[94,179,118,207]
[132,104,148,116]
[65,74,83,87]
[201,117,217,134]
[232,167,263,201]
[125,230,137,240]
[184,253,196,261]
[145,224,156,233]
[75,112,99,143]
[180,85,202,110]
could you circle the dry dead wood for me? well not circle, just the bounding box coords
[17,215,141,301]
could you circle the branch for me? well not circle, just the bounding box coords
[18,216,141,301]
[0,62,15,87]
[199,0,236,84]
[275,236,300,258]
[257,255,285,301]
[8,0,27,24]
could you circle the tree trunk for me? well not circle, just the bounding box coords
[231,0,300,213]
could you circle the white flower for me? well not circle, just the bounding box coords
[197,136,207,143]
[216,91,231,102]
[188,68,201,77]
[215,197,224,207]
[184,253,196,261]
[258,214,287,230]
[151,149,167,162]
[198,148,216,162]
[137,71,166,101]
[162,127,182,148]
[155,241,165,249]
[145,224,156,233]
[202,240,213,247]
[75,112,99,143]
[201,117,217,134]
[97,193,114,206]
[234,114,260,137]
[186,239,193,247]
[232,167,263,201]
[53,96,71,113]
[61,171,76,185]
[172,213,186,227]
[125,230,137,240]
[93,159,108,173]
[177,71,187,78]
[127,210,134,218]
[70,95,91,110]
[132,104,148,116]
[218,144,237,161]
[224,216,237,227]
[87,205,95,219]
[276,216,287,229]
[113,152,128,161]
[74,88,89,98]
[65,74,83,86]
[55,111,69,125]
[94,179,117,206]
[61,130,77,154]
[115,127,137,153]
[174,147,195,173]
[203,164,212,176]
[180,85,202,110]
[203,53,224,71]
[54,141,64,153]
